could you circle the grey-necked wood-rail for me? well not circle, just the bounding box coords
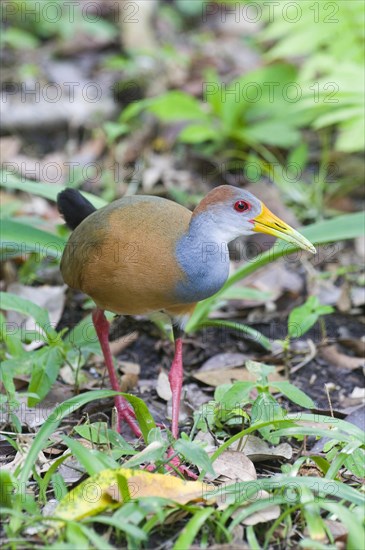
[57,185,315,438]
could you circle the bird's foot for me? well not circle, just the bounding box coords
[165,449,198,479]
[115,396,142,438]
[143,449,198,479]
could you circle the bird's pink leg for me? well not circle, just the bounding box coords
[168,336,183,439]
[92,309,141,437]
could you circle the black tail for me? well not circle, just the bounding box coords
[57,189,97,230]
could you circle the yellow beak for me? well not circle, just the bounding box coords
[253,203,316,254]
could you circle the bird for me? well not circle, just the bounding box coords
[57,185,315,439]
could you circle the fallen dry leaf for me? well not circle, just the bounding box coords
[59,364,89,387]
[0,136,21,162]
[325,520,348,544]
[119,361,140,375]
[351,287,365,307]
[55,468,214,521]
[199,353,248,372]
[109,333,139,356]
[10,384,73,428]
[207,451,256,483]
[232,435,292,462]
[242,261,303,305]
[57,456,86,485]
[237,491,280,526]
[337,283,352,312]
[355,235,365,259]
[156,371,172,401]
[320,345,365,370]
[194,366,285,387]
[120,373,139,392]
[349,387,365,400]
[340,337,365,357]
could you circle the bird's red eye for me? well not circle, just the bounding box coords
[234,200,250,213]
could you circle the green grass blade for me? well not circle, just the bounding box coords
[1,219,65,260]
[18,390,120,487]
[321,502,365,550]
[173,507,215,550]
[121,394,156,442]
[196,320,271,350]
[0,291,58,340]
[62,435,110,476]
[0,172,106,208]
[223,477,364,507]
[174,439,215,476]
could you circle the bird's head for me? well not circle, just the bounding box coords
[192,185,316,254]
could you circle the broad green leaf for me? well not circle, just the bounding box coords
[0,219,65,260]
[28,347,64,406]
[174,439,215,476]
[65,522,90,549]
[148,91,206,122]
[62,436,107,476]
[121,394,156,442]
[85,513,148,541]
[74,422,133,448]
[63,313,101,354]
[78,523,115,550]
[0,312,25,358]
[0,291,57,340]
[74,422,111,444]
[219,382,255,409]
[201,414,365,480]
[0,470,17,507]
[251,392,284,443]
[120,98,152,122]
[246,360,276,380]
[0,172,106,208]
[288,296,333,339]
[179,123,216,143]
[270,381,315,408]
[243,121,301,148]
[287,142,308,171]
[336,116,365,152]
[9,388,124,533]
[1,27,39,49]
[175,0,206,16]
[123,441,166,468]
[103,121,130,143]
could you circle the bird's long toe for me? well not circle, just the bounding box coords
[115,396,142,437]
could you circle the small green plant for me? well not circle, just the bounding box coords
[116,64,303,153]
[260,1,365,153]
[195,360,315,440]
[286,295,334,343]
[0,291,107,430]
[1,0,117,47]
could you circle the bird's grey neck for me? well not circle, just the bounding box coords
[174,213,230,303]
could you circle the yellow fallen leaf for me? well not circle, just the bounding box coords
[55,468,214,521]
